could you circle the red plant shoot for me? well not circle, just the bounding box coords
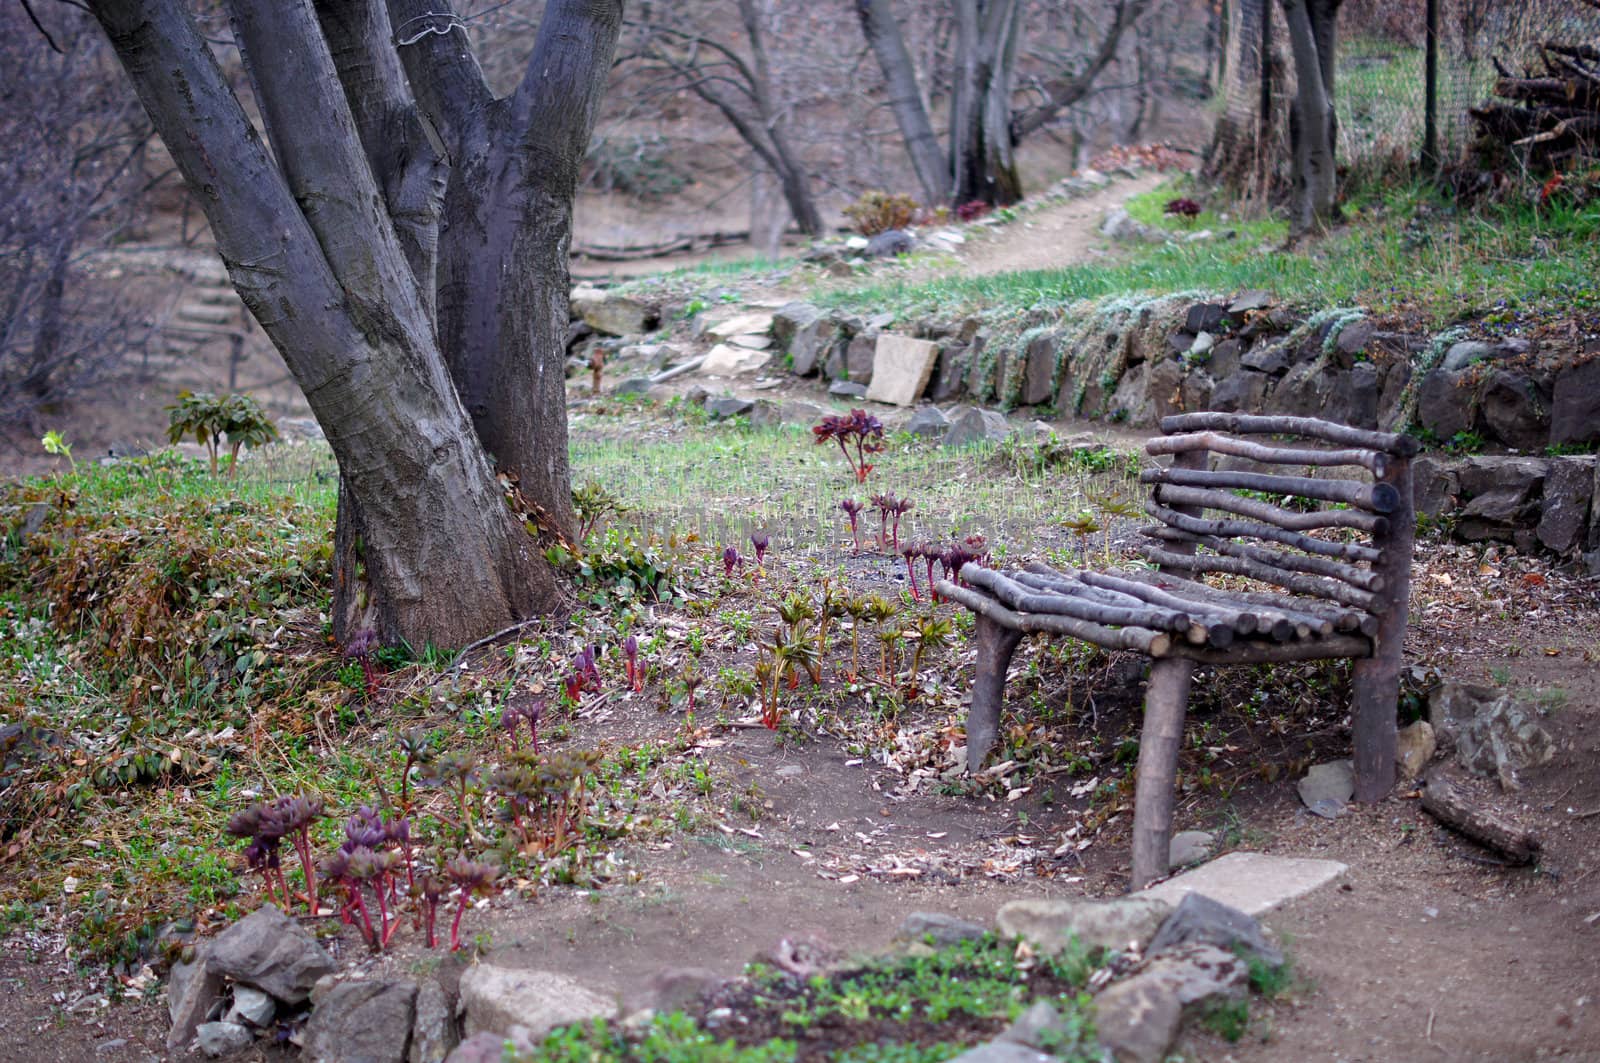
[812,409,885,483]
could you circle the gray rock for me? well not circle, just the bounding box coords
[611,377,652,397]
[623,967,723,1017]
[705,396,755,420]
[1094,944,1248,1063]
[1166,831,1214,870]
[1209,369,1268,413]
[1188,331,1215,358]
[1411,456,1462,520]
[1229,289,1274,314]
[1416,368,1475,441]
[996,896,1174,955]
[996,1000,1092,1054]
[1550,358,1600,446]
[1537,456,1595,553]
[1441,340,1497,372]
[167,951,226,1050]
[1479,370,1550,451]
[946,1042,1058,1063]
[1396,720,1437,781]
[865,229,915,258]
[195,1021,253,1058]
[788,314,839,377]
[1334,318,1374,359]
[1297,760,1354,818]
[894,912,989,948]
[845,332,878,385]
[1240,343,1290,374]
[905,406,952,437]
[771,302,823,351]
[303,979,417,1063]
[576,293,657,337]
[1459,455,1548,499]
[1147,359,1186,422]
[1100,207,1156,242]
[443,1028,540,1063]
[1147,893,1282,967]
[828,380,868,399]
[934,342,973,402]
[1460,486,1537,527]
[457,966,616,1040]
[748,401,782,429]
[1209,338,1243,377]
[225,985,275,1028]
[1430,682,1556,790]
[1021,331,1060,406]
[944,407,1010,448]
[778,399,826,424]
[207,905,335,1006]
[409,980,458,1063]
[1185,303,1231,336]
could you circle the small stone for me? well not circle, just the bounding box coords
[701,343,768,376]
[893,912,988,948]
[303,979,417,1063]
[623,967,723,1017]
[943,407,1009,448]
[167,951,226,1050]
[865,230,914,258]
[945,1042,1057,1062]
[225,985,275,1028]
[611,377,653,397]
[195,1021,253,1059]
[704,312,774,339]
[1228,289,1274,314]
[1167,830,1214,870]
[905,406,951,437]
[1297,760,1354,818]
[1396,720,1437,781]
[828,380,868,399]
[704,396,755,420]
[409,980,458,1063]
[1441,340,1498,372]
[443,1028,539,1063]
[996,896,1173,955]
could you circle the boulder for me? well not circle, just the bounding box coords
[946,1043,1057,1063]
[1430,683,1556,790]
[1179,368,1214,411]
[1440,340,1497,372]
[1020,331,1060,406]
[1416,369,1475,441]
[1240,343,1291,374]
[225,986,275,1028]
[206,905,335,1006]
[845,331,881,387]
[1100,208,1154,242]
[778,399,826,424]
[787,314,838,377]
[576,293,657,337]
[303,979,418,1063]
[1550,358,1600,445]
[1208,369,1268,414]
[1147,360,1186,422]
[1094,944,1249,1063]
[1209,338,1243,378]
[893,912,988,948]
[933,342,973,402]
[1184,302,1231,336]
[771,302,823,353]
[457,966,616,1040]
[996,896,1173,955]
[865,229,915,258]
[444,1028,540,1063]
[1537,456,1596,553]
[1333,318,1375,361]
[905,406,952,438]
[1411,456,1461,520]
[704,396,755,420]
[167,952,226,1050]
[195,1021,253,1059]
[1459,455,1548,499]
[1147,893,1282,967]
[1166,831,1215,871]
[1479,370,1550,451]
[409,980,459,1063]
[944,407,1009,448]
[701,343,767,376]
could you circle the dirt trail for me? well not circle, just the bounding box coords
[959,171,1166,277]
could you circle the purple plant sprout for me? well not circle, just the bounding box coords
[902,545,922,601]
[839,499,864,552]
[445,857,500,951]
[722,545,743,577]
[751,532,770,567]
[891,498,914,551]
[623,634,642,692]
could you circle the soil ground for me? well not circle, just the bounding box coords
[4,175,1600,1062]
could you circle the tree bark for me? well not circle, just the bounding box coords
[1280,0,1342,236]
[856,0,951,204]
[88,0,620,648]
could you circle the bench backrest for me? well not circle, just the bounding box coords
[1138,413,1419,642]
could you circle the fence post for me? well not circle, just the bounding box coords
[1422,0,1439,169]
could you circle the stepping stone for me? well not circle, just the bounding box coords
[701,343,767,376]
[1140,852,1347,917]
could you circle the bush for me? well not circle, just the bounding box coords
[166,390,279,476]
[844,191,919,236]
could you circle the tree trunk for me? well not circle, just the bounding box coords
[856,0,951,204]
[950,0,1023,206]
[1280,0,1342,236]
[90,0,621,649]
[736,0,824,237]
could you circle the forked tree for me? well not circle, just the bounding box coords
[86,0,625,648]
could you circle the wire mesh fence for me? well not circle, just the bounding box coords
[1211,0,1600,184]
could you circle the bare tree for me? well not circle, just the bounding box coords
[856,0,1150,206]
[87,0,624,649]
[625,0,826,235]
[1280,0,1342,235]
[0,4,158,427]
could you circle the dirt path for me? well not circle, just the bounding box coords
[959,171,1166,277]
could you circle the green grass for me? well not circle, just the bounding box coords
[818,178,1600,329]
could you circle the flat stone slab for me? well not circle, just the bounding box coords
[700,343,768,376]
[1140,852,1347,917]
[865,334,939,407]
[705,312,774,339]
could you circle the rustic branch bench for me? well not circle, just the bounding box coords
[934,413,1418,890]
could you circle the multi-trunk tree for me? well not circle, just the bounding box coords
[856,0,1149,206]
[87,0,625,648]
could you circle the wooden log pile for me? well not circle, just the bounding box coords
[1470,12,1600,172]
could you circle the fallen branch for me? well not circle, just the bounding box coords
[1421,771,1542,865]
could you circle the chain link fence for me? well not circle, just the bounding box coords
[1210,0,1600,186]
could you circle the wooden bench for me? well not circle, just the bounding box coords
[934,413,1418,889]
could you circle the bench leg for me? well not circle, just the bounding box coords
[1130,655,1196,891]
[1350,655,1399,802]
[967,616,1024,773]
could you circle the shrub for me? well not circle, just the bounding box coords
[165,390,279,476]
[844,191,919,236]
